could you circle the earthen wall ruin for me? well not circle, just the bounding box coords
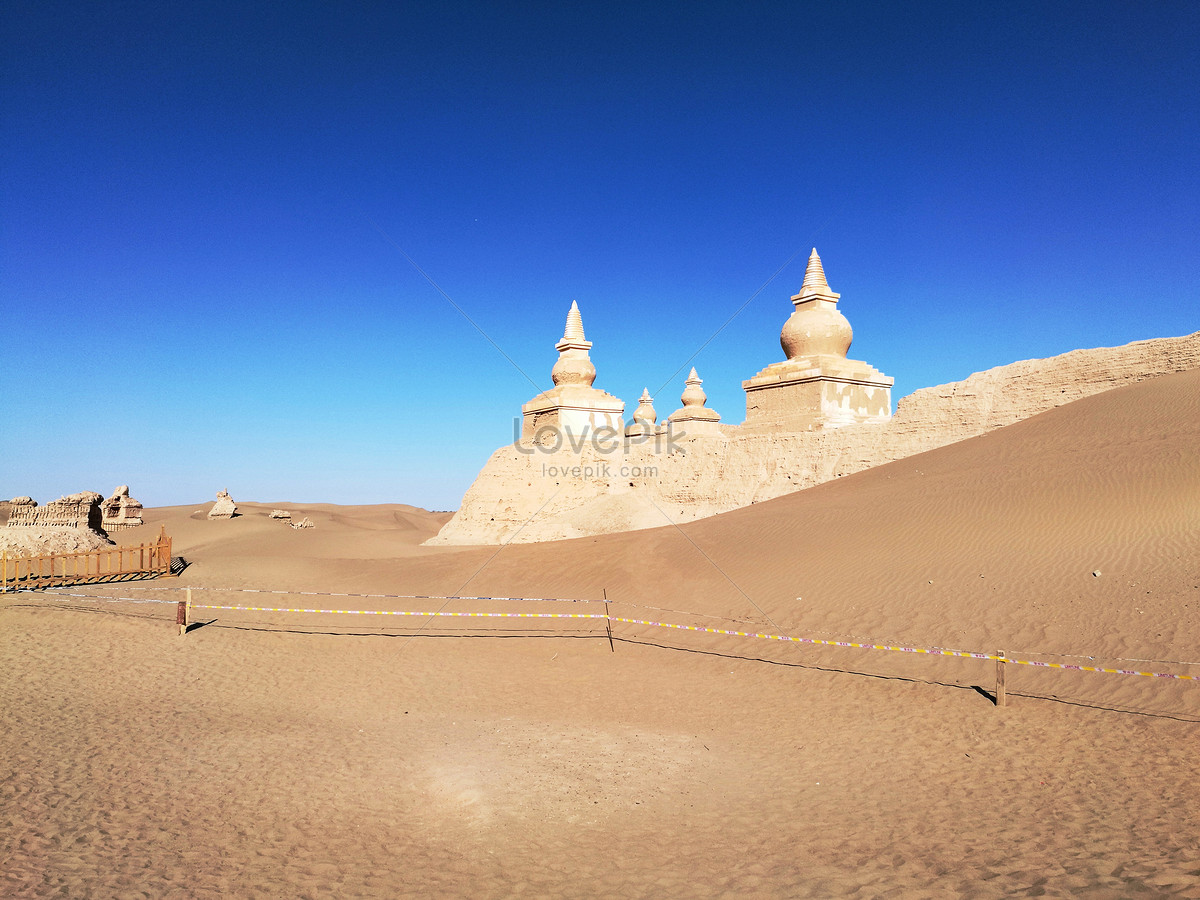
[5,492,105,532]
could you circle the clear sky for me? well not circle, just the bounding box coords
[2,1,1197,511]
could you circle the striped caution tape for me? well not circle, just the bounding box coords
[54,585,1200,666]
[190,603,607,621]
[7,591,1195,683]
[610,617,1200,682]
[186,605,1200,681]
[8,590,178,606]
[1004,657,1198,679]
[87,585,595,604]
[217,589,593,604]
[73,585,762,624]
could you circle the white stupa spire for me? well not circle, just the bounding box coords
[794,248,840,305]
[559,299,588,345]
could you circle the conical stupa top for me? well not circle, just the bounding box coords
[801,249,826,290]
[555,300,592,352]
[794,248,840,304]
[639,388,653,403]
[562,300,586,342]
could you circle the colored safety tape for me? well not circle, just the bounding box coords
[190,604,607,620]
[8,592,1195,683]
[97,586,594,603]
[609,617,1200,682]
[7,590,176,605]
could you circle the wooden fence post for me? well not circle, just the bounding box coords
[995,650,1007,708]
[603,588,614,653]
[178,588,191,637]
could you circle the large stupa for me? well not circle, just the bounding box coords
[742,249,893,430]
[521,301,625,440]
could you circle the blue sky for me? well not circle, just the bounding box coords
[2,1,1197,510]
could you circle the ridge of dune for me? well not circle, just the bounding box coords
[428,331,1200,545]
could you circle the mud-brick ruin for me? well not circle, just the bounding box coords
[3,492,106,532]
[2,485,147,535]
[429,249,1200,546]
[0,487,150,557]
[101,485,144,530]
[207,489,237,520]
[0,490,116,554]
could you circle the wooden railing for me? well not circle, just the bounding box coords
[1,526,173,591]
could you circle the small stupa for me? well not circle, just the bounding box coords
[521,301,625,440]
[742,249,892,430]
[667,368,723,437]
[625,389,659,438]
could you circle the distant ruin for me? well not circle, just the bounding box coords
[208,490,237,520]
[428,250,1200,545]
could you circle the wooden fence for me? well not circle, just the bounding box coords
[0,526,174,591]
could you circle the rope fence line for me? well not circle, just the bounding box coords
[15,590,178,606]
[6,587,1197,689]
[191,603,609,622]
[67,585,598,604]
[45,586,773,626]
[606,617,1199,682]
[36,586,1200,669]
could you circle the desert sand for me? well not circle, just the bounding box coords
[3,370,1199,898]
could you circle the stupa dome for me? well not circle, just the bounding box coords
[668,368,721,425]
[551,300,597,387]
[780,249,853,360]
[632,389,656,426]
[625,388,658,437]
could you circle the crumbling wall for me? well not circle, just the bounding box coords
[6,492,104,532]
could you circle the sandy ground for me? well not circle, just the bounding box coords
[2,370,1199,898]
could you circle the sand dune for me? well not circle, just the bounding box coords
[2,371,1199,897]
